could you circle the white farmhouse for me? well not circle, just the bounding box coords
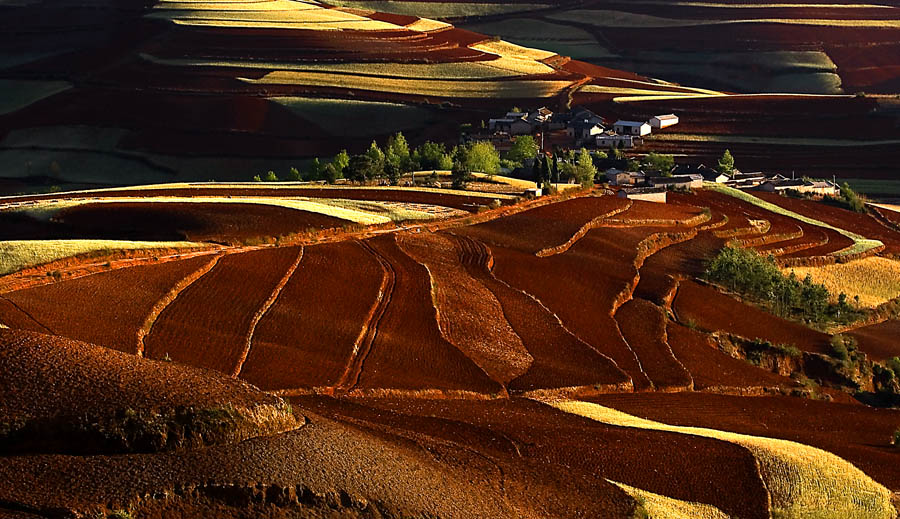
[649,114,679,129]
[613,120,651,136]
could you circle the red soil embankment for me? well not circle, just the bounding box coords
[848,319,900,362]
[615,299,693,391]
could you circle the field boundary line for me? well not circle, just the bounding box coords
[234,246,305,378]
[0,294,55,335]
[136,253,223,357]
[535,198,633,257]
[335,239,396,392]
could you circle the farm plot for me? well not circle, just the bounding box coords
[614,299,693,391]
[0,296,51,333]
[353,234,502,394]
[239,240,384,390]
[396,232,532,385]
[271,97,435,138]
[317,1,549,19]
[458,194,630,254]
[755,192,900,256]
[448,233,632,393]
[848,319,900,362]
[143,246,302,374]
[633,231,723,304]
[148,1,402,30]
[601,199,707,226]
[338,397,772,519]
[1,256,213,355]
[666,322,795,391]
[240,70,574,98]
[552,399,896,519]
[588,392,900,491]
[673,279,832,354]
[783,256,900,308]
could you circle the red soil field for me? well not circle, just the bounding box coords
[755,226,829,256]
[238,240,385,391]
[633,231,723,304]
[848,319,900,362]
[323,397,771,519]
[875,205,900,226]
[0,296,51,334]
[674,279,832,354]
[667,322,795,391]
[590,392,900,490]
[144,246,302,374]
[2,256,212,354]
[458,194,630,254]
[54,202,350,243]
[450,232,632,392]
[615,299,693,391]
[353,234,502,393]
[779,227,854,258]
[605,199,706,224]
[755,192,900,255]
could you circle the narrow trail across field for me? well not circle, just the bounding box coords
[334,239,396,393]
[136,253,223,357]
[234,246,305,378]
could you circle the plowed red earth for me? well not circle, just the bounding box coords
[876,206,900,226]
[53,202,350,243]
[450,232,632,392]
[848,319,900,361]
[309,397,770,519]
[354,234,502,393]
[458,195,630,253]
[633,231,723,304]
[2,256,211,354]
[674,280,832,354]
[755,192,900,256]
[239,240,384,391]
[0,297,50,334]
[615,299,693,391]
[609,199,705,223]
[667,322,795,391]
[144,246,302,374]
[589,392,900,490]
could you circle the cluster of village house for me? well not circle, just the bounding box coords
[481,106,839,203]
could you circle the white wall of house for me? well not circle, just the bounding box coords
[650,115,679,129]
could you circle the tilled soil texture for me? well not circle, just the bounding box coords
[352,234,503,394]
[51,202,351,243]
[590,392,900,491]
[2,256,213,354]
[614,299,693,391]
[239,240,385,391]
[673,279,832,354]
[300,396,771,519]
[144,246,302,374]
[848,319,900,362]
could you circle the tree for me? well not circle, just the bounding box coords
[506,135,538,166]
[412,141,451,171]
[264,170,279,182]
[718,149,735,175]
[839,182,866,213]
[252,174,263,182]
[465,141,500,177]
[574,148,598,187]
[332,149,350,178]
[321,163,338,184]
[643,152,675,175]
[540,154,552,185]
[286,166,302,181]
[365,141,385,178]
[304,158,322,181]
[451,146,472,189]
[384,161,401,185]
[346,154,377,183]
[385,132,411,173]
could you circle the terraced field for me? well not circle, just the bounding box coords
[2,184,900,517]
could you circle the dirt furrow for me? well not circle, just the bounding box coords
[335,239,396,392]
[136,253,223,357]
[234,246,305,378]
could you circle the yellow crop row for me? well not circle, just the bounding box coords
[240,70,573,98]
[609,480,730,519]
[0,240,203,276]
[147,1,399,30]
[549,400,896,519]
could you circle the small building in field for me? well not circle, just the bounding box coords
[605,168,645,186]
[671,163,726,183]
[490,116,532,136]
[596,132,637,149]
[649,174,703,190]
[569,120,606,143]
[757,179,839,196]
[614,120,652,136]
[649,114,679,129]
[618,186,667,203]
